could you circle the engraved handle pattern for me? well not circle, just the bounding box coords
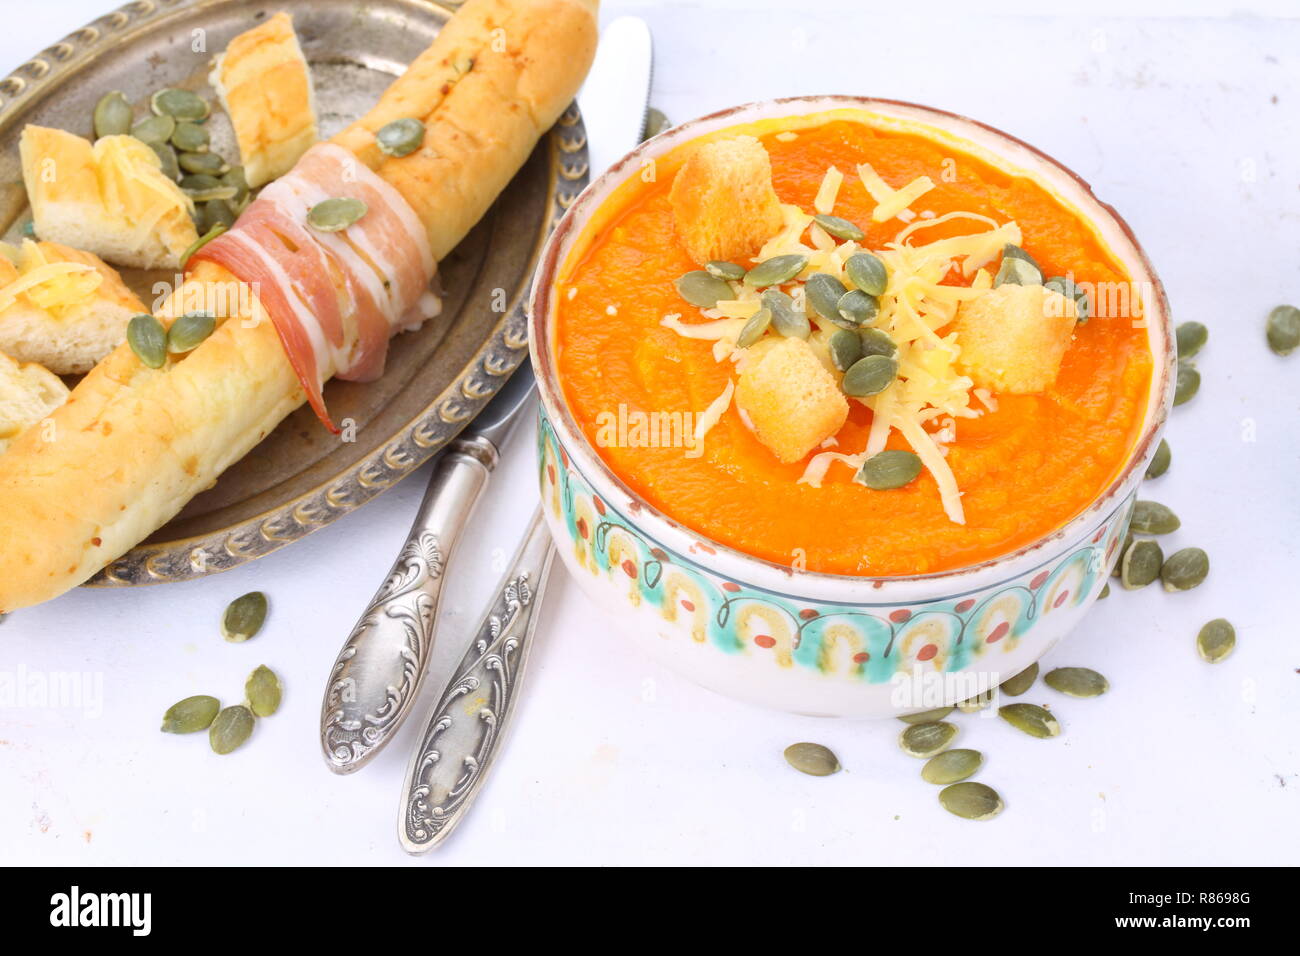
[399,507,554,852]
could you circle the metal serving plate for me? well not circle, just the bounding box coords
[0,0,588,585]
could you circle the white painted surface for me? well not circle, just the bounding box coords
[0,0,1296,866]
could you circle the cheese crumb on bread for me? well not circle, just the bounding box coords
[669,135,783,266]
[0,350,68,455]
[735,337,848,464]
[955,283,1077,394]
[0,240,149,374]
[210,12,319,188]
[20,127,197,270]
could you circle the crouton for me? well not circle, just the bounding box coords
[0,350,68,455]
[0,240,148,374]
[210,12,319,188]
[955,284,1078,394]
[19,126,197,270]
[669,135,783,266]
[735,337,849,463]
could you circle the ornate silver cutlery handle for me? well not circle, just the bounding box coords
[398,506,555,852]
[320,435,499,774]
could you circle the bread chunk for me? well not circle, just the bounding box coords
[669,135,783,266]
[210,12,319,188]
[736,337,849,463]
[0,350,68,455]
[955,284,1078,394]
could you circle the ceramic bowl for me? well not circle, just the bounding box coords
[528,96,1174,717]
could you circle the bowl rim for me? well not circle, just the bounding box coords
[529,94,1175,600]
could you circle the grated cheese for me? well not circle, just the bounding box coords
[0,248,100,314]
[856,162,935,223]
[692,379,734,453]
[813,165,843,214]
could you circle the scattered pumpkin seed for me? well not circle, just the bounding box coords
[922,748,983,785]
[1112,532,1134,578]
[998,703,1060,738]
[245,665,282,717]
[209,704,255,755]
[1266,304,1300,356]
[829,328,861,371]
[736,307,772,348]
[1176,321,1208,359]
[126,314,167,369]
[1174,361,1200,406]
[642,107,671,140]
[1043,666,1109,698]
[804,272,849,322]
[93,90,132,138]
[166,311,216,353]
[1145,438,1171,479]
[179,151,229,176]
[899,721,957,758]
[994,245,1042,286]
[1120,539,1163,590]
[939,781,1003,820]
[674,270,732,308]
[841,354,897,397]
[180,173,222,191]
[307,196,368,233]
[844,252,888,296]
[183,185,238,203]
[200,199,236,232]
[1131,500,1180,535]
[783,742,841,776]
[222,591,268,642]
[812,213,864,241]
[221,166,249,204]
[375,117,426,157]
[836,289,879,327]
[179,224,225,270]
[131,113,175,145]
[761,289,809,339]
[897,706,955,724]
[858,449,921,490]
[149,142,181,181]
[170,120,209,153]
[1001,243,1040,267]
[744,254,807,288]
[161,695,220,734]
[1161,547,1209,592]
[705,260,746,281]
[1043,276,1090,323]
[856,327,897,358]
[1099,583,1111,599]
[151,87,210,122]
[999,662,1038,697]
[1196,618,1235,663]
[956,688,995,713]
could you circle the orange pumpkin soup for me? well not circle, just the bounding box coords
[553,117,1152,576]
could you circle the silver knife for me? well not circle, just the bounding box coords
[396,17,657,850]
[319,366,538,774]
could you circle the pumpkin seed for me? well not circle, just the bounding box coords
[837,289,879,327]
[94,90,132,138]
[998,703,1060,738]
[956,688,995,713]
[743,254,807,288]
[844,252,888,296]
[183,185,238,203]
[127,314,167,368]
[857,327,897,358]
[670,271,729,309]
[939,782,1003,820]
[999,662,1038,697]
[170,120,209,153]
[131,113,175,145]
[897,706,955,724]
[149,142,181,181]
[221,166,249,204]
[1266,304,1300,356]
[1176,321,1208,359]
[201,199,236,232]
[829,328,862,371]
[151,87,209,122]
[994,245,1042,286]
[179,224,225,270]
[1099,582,1111,599]
[783,742,841,776]
[1196,618,1235,663]
[922,748,983,785]
[375,117,425,157]
[245,665,282,717]
[736,307,772,348]
[161,695,220,734]
[1044,275,1078,299]
[1120,539,1163,590]
[307,196,368,233]
[1112,533,1134,578]
[181,173,222,191]
[858,449,921,490]
[1161,547,1209,592]
[804,272,849,322]
[209,705,255,755]
[222,591,268,642]
[1131,500,1180,534]
[705,260,746,281]
[1043,666,1109,698]
[1174,361,1200,406]
[899,721,957,758]
[179,151,229,175]
[761,289,809,339]
[166,311,216,353]
[1001,243,1040,268]
[642,107,671,140]
[841,354,897,397]
[812,213,864,241]
[1145,438,1171,479]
